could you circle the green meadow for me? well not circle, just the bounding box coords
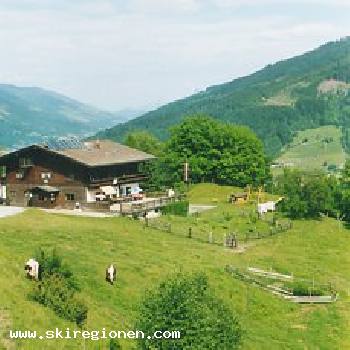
[274,125,347,175]
[0,184,349,349]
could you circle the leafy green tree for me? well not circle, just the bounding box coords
[124,131,164,156]
[338,161,350,222]
[163,115,269,187]
[341,159,350,188]
[276,170,339,219]
[135,272,241,349]
[340,190,350,222]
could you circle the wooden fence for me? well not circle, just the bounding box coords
[225,265,337,303]
[145,218,293,248]
[244,220,292,242]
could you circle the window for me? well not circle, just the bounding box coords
[0,166,6,178]
[19,157,33,168]
[16,172,24,179]
[65,193,75,201]
[38,194,45,201]
[10,191,16,197]
[41,172,52,180]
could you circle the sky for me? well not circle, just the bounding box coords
[0,0,349,111]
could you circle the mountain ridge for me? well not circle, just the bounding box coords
[0,84,134,149]
[95,37,350,156]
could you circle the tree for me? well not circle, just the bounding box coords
[163,115,269,187]
[276,170,339,219]
[124,131,164,157]
[135,273,241,349]
[338,160,350,222]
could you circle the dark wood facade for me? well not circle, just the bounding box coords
[0,145,151,210]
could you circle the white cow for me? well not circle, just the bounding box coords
[24,258,39,280]
[105,264,117,285]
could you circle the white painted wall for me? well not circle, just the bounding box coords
[0,185,6,199]
[120,183,141,196]
[86,188,97,203]
[86,186,120,202]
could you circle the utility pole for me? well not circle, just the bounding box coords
[184,161,189,191]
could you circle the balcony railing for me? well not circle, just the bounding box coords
[89,173,148,186]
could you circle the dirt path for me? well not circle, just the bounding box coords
[0,206,25,218]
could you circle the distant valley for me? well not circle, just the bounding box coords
[0,84,142,149]
[3,38,350,161]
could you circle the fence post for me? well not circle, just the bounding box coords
[223,233,227,247]
[208,231,213,244]
[188,227,192,238]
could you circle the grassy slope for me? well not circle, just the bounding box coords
[0,184,349,349]
[274,125,347,174]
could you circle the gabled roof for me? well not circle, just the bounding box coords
[0,140,156,167]
[58,140,155,166]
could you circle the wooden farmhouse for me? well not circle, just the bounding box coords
[0,140,156,211]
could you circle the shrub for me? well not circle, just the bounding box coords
[161,200,189,216]
[35,248,79,290]
[135,272,241,349]
[29,248,87,326]
[30,274,88,327]
[110,339,122,349]
[284,280,325,296]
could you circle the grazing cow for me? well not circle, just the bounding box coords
[24,258,39,280]
[105,264,117,285]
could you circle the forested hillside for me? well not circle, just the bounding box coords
[0,85,120,149]
[96,37,350,156]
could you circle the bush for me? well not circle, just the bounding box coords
[30,274,88,326]
[35,248,79,290]
[284,280,325,296]
[135,272,241,349]
[161,200,189,216]
[29,248,87,326]
[110,339,122,350]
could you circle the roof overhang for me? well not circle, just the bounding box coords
[31,186,60,193]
